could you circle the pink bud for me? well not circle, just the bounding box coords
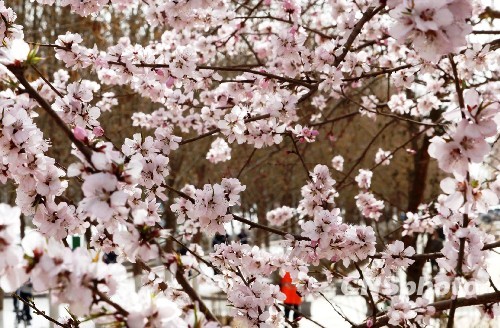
[93,126,104,137]
[284,0,294,11]
[73,126,88,142]
[166,76,175,88]
[366,318,373,328]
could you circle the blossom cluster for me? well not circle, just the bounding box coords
[354,168,385,221]
[266,206,295,226]
[297,165,338,216]
[206,137,231,163]
[295,208,376,266]
[0,89,87,239]
[210,242,288,327]
[171,179,246,236]
[387,296,435,327]
[428,88,499,294]
[389,0,473,61]
[0,1,23,44]
[0,204,26,292]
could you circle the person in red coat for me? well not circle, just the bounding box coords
[280,272,302,322]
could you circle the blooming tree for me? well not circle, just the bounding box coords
[1,0,500,327]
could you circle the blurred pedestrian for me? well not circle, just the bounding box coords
[280,272,302,323]
[237,229,249,244]
[212,233,229,249]
[103,251,118,264]
[14,281,33,325]
[425,229,444,274]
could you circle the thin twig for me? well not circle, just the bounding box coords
[310,111,359,127]
[281,303,326,328]
[337,119,396,188]
[342,64,414,82]
[237,148,257,179]
[318,291,357,326]
[446,54,467,328]
[180,114,270,145]
[354,264,378,324]
[289,133,312,180]
[12,293,72,328]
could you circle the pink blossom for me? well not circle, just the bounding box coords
[73,126,88,141]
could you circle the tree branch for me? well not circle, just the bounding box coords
[174,266,220,323]
[354,291,500,328]
[8,66,93,162]
[12,293,73,328]
[333,5,385,67]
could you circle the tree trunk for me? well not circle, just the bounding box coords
[404,136,431,300]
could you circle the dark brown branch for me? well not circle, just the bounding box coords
[318,291,357,326]
[31,64,65,98]
[354,291,500,328]
[355,264,378,323]
[232,212,307,240]
[237,148,257,178]
[169,235,218,270]
[309,111,359,127]
[196,65,314,88]
[136,259,170,292]
[337,119,396,188]
[12,293,72,328]
[220,0,265,47]
[93,288,128,316]
[471,30,500,34]
[282,303,326,328]
[240,14,333,40]
[369,240,500,260]
[448,55,465,110]
[289,133,312,180]
[180,114,270,145]
[342,64,413,82]
[8,67,93,161]
[174,266,220,323]
[446,54,468,328]
[333,5,385,67]
[107,59,315,89]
